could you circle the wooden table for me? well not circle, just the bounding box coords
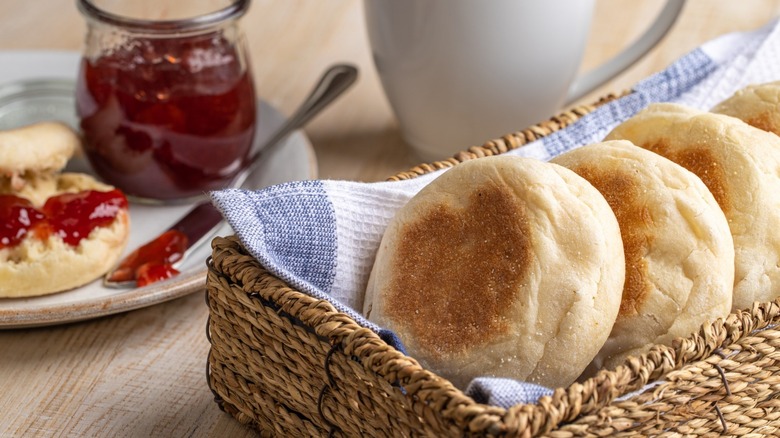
[0,1,778,436]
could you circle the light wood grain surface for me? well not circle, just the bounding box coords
[1,1,779,437]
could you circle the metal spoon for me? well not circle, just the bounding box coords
[232,63,358,188]
[104,63,359,288]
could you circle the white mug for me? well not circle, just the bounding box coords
[364,0,686,161]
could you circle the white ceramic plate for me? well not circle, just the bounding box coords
[0,51,317,328]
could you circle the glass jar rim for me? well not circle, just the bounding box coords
[77,0,250,33]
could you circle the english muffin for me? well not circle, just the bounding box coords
[552,140,734,372]
[0,121,79,192]
[0,173,130,298]
[606,102,780,310]
[363,155,625,389]
[0,122,130,298]
[712,81,780,136]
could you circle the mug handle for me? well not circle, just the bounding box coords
[565,0,686,104]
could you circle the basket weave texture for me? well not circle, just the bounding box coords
[205,95,780,437]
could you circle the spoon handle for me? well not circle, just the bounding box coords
[232,63,358,188]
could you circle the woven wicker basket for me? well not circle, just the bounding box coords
[205,94,780,437]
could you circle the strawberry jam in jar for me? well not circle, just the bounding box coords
[76,0,256,203]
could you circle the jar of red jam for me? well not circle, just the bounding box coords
[75,0,257,203]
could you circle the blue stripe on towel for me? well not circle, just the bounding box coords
[211,180,338,295]
[541,48,717,157]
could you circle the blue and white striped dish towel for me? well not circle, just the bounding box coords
[210,19,780,409]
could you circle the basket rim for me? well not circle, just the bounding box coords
[208,234,780,435]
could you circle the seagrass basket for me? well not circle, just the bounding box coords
[205,94,780,437]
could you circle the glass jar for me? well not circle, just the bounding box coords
[75,0,257,203]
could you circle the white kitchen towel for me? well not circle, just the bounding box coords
[210,19,780,409]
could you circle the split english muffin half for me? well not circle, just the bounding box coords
[606,102,780,311]
[552,140,734,373]
[363,155,625,389]
[0,122,130,298]
[712,81,780,136]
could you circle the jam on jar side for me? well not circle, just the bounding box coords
[75,0,257,202]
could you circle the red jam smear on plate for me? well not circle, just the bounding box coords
[0,190,127,249]
[106,229,188,286]
[136,263,181,288]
